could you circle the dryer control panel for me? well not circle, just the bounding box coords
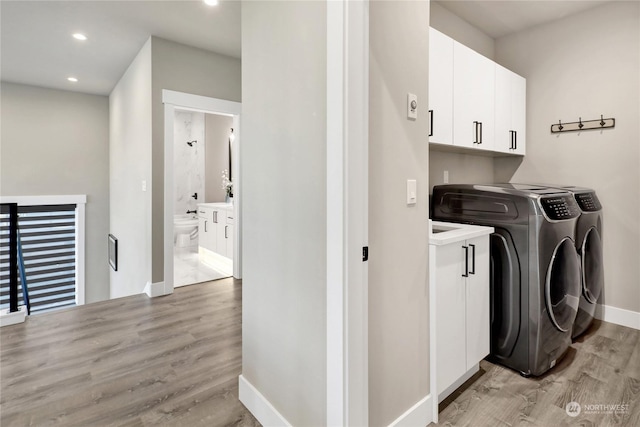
[540,196,581,220]
[574,192,602,212]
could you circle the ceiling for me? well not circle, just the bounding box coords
[1,1,615,97]
[1,0,241,95]
[434,0,614,39]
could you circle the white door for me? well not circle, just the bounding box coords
[465,235,491,370]
[453,41,495,150]
[428,28,454,146]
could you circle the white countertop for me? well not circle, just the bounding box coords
[429,220,494,246]
[198,202,233,210]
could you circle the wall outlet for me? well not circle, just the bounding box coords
[444,171,449,184]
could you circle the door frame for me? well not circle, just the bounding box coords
[163,90,242,294]
[326,1,369,424]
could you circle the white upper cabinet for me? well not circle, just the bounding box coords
[453,41,495,151]
[495,64,526,155]
[428,27,525,156]
[428,28,454,146]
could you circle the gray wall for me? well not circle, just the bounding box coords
[495,1,640,313]
[109,39,153,298]
[431,1,495,59]
[150,37,241,284]
[428,1,496,193]
[204,114,233,203]
[368,2,431,425]
[241,1,327,425]
[109,36,241,297]
[1,82,110,303]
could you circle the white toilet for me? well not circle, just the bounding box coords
[174,214,199,247]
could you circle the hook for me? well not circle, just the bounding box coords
[600,115,605,126]
[578,117,584,129]
[558,119,564,131]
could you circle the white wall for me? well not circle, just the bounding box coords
[150,37,241,284]
[1,82,110,303]
[368,1,431,425]
[241,1,327,425]
[204,114,233,203]
[428,1,496,193]
[494,1,640,313]
[173,111,205,215]
[109,39,153,298]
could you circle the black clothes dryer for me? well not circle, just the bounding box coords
[432,184,582,376]
[543,186,604,338]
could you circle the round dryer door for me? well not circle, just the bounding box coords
[582,227,604,304]
[545,237,581,332]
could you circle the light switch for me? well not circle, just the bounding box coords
[142,180,147,192]
[407,179,417,205]
[407,93,418,120]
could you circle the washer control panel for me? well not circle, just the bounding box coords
[540,196,581,220]
[574,192,602,212]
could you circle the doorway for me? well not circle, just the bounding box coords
[163,90,242,295]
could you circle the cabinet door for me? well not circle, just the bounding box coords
[198,216,207,248]
[429,28,454,145]
[453,42,495,150]
[494,64,513,154]
[495,66,526,155]
[435,242,467,395]
[214,211,226,257]
[511,74,526,155]
[465,235,491,370]
[225,223,234,259]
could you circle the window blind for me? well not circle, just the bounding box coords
[0,204,77,313]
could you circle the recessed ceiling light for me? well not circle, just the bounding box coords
[72,33,87,41]
[203,0,219,6]
[67,77,78,83]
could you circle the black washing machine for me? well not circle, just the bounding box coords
[542,186,604,338]
[432,184,582,376]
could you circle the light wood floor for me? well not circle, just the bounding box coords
[1,278,260,427]
[3,281,638,427]
[434,319,640,426]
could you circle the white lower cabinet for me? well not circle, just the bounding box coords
[430,225,491,402]
[197,203,234,275]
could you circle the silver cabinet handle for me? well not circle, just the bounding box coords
[225,225,228,239]
[204,220,207,233]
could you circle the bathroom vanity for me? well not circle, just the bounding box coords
[197,202,234,275]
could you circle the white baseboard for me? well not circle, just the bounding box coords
[144,281,170,298]
[595,304,640,330]
[238,375,291,427]
[387,394,434,427]
[0,305,27,327]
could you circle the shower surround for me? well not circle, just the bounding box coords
[174,111,205,215]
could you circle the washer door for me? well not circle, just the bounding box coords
[581,227,604,304]
[545,237,581,332]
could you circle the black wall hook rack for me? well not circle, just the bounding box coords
[551,115,615,133]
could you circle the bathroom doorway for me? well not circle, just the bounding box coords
[163,90,241,294]
[172,109,235,287]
